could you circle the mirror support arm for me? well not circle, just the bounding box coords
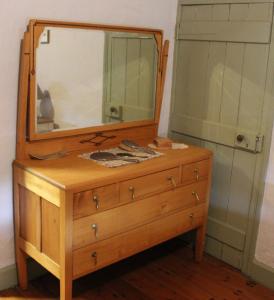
[16,32,31,160]
[156,39,169,126]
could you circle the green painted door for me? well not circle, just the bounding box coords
[103,32,157,123]
[169,1,274,272]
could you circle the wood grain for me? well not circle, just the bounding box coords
[73,204,206,278]
[15,147,212,192]
[73,183,119,219]
[73,181,208,249]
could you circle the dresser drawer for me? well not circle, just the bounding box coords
[182,160,209,184]
[73,204,206,278]
[120,167,180,202]
[73,184,119,219]
[73,180,208,249]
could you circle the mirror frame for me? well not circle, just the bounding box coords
[16,19,169,160]
[27,20,165,141]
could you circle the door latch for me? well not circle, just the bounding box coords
[235,133,264,153]
[255,135,264,153]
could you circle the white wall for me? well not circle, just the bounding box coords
[255,129,274,268]
[0,0,177,269]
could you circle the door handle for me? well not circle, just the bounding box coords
[236,134,245,143]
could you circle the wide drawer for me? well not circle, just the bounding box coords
[120,167,180,202]
[73,184,119,219]
[73,180,208,249]
[73,204,206,278]
[182,159,210,184]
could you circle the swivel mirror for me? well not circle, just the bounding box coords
[16,20,169,159]
[24,20,166,141]
[35,28,158,133]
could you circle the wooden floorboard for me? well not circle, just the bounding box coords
[1,238,274,300]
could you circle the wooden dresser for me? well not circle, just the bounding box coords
[14,20,212,300]
[13,146,212,299]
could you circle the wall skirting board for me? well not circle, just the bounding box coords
[0,264,17,291]
[0,259,46,291]
[249,259,274,291]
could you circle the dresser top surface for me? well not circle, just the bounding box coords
[14,146,212,191]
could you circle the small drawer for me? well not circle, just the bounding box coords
[120,167,180,202]
[182,160,209,184]
[187,179,208,205]
[73,184,119,219]
[72,204,206,278]
[72,180,208,249]
[160,179,208,212]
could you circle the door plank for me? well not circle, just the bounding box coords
[208,144,233,222]
[179,21,271,43]
[125,39,140,108]
[212,4,229,21]
[203,42,226,122]
[174,41,210,119]
[110,38,127,105]
[220,43,245,126]
[238,44,269,132]
[139,39,156,110]
[247,3,273,21]
[227,150,256,231]
[205,236,223,259]
[222,244,243,269]
[173,41,190,115]
[207,217,246,251]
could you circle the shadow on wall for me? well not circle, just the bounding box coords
[255,182,274,268]
[0,134,15,269]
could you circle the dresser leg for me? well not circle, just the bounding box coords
[16,249,28,290]
[195,225,206,262]
[60,277,72,300]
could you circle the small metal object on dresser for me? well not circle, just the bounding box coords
[90,151,139,163]
[121,140,156,155]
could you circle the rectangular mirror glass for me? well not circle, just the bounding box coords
[35,26,158,133]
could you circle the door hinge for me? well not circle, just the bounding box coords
[255,135,264,153]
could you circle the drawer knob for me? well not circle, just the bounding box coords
[91,251,98,265]
[167,176,177,188]
[189,213,194,224]
[129,186,135,200]
[194,168,199,181]
[93,195,99,210]
[91,223,98,238]
[192,191,200,202]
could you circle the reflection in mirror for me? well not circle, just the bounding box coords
[35,27,158,133]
